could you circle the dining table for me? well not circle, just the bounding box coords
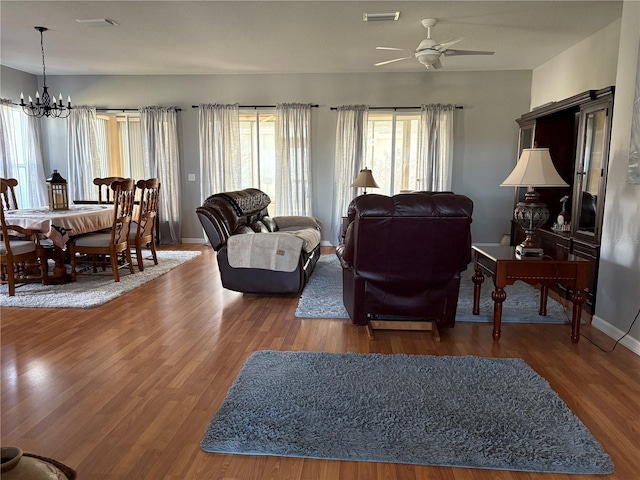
[5,204,115,283]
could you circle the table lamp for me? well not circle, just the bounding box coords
[500,148,568,256]
[351,168,379,194]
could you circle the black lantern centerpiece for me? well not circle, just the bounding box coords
[46,170,69,211]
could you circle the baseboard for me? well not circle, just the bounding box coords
[591,315,640,356]
[182,238,206,244]
[184,237,334,247]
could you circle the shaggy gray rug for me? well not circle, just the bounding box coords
[201,350,613,473]
[295,255,569,323]
[0,250,201,308]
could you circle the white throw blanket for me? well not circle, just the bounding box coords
[227,233,304,272]
[277,227,321,253]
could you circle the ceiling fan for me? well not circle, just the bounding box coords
[375,18,494,69]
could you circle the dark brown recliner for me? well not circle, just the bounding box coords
[335,192,473,329]
[196,188,321,294]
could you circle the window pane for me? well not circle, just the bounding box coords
[127,119,144,181]
[365,113,420,196]
[239,111,276,212]
[366,114,393,195]
[393,115,420,194]
[239,114,256,187]
[258,114,276,212]
[95,113,144,181]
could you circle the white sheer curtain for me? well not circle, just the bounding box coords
[139,107,181,244]
[417,104,455,191]
[67,106,104,201]
[332,105,369,246]
[0,99,48,207]
[198,104,241,200]
[275,103,312,216]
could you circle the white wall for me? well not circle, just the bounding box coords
[1,69,532,245]
[530,19,620,109]
[594,1,640,352]
[531,3,639,351]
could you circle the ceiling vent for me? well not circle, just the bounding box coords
[75,18,119,27]
[363,12,400,22]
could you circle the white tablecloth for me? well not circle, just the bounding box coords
[5,205,114,249]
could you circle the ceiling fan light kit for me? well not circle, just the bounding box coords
[375,18,495,70]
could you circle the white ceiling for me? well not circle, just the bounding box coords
[0,1,623,76]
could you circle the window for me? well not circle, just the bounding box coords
[0,103,47,208]
[365,112,421,195]
[239,111,277,212]
[95,113,144,180]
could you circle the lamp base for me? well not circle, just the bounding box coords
[515,244,544,257]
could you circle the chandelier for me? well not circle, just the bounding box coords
[19,27,72,119]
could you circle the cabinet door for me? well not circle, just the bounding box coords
[572,99,612,243]
[512,120,536,223]
[518,120,535,153]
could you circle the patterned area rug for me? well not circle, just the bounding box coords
[0,250,201,308]
[295,255,570,323]
[201,350,613,474]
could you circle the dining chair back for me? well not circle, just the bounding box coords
[0,179,43,295]
[0,178,19,210]
[70,178,136,282]
[130,178,160,271]
[94,177,125,204]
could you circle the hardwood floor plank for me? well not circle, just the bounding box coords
[2,245,639,479]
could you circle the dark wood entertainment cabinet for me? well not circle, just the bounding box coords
[511,86,614,314]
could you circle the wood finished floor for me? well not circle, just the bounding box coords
[1,245,639,480]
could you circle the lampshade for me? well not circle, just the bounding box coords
[351,169,379,189]
[501,148,567,257]
[500,148,568,188]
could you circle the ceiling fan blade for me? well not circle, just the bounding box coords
[435,37,464,50]
[431,58,443,69]
[375,56,414,66]
[376,46,412,52]
[443,49,495,56]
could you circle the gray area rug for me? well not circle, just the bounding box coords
[201,350,613,474]
[295,255,570,323]
[0,250,201,308]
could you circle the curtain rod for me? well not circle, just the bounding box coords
[330,105,463,111]
[96,107,182,112]
[191,104,319,109]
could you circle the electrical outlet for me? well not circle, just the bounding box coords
[187,174,196,182]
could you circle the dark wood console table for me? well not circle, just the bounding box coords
[471,245,590,343]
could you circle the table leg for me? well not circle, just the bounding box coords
[539,285,548,316]
[491,287,507,341]
[42,247,72,284]
[472,267,484,315]
[570,289,586,343]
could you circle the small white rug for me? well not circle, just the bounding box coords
[1,250,201,308]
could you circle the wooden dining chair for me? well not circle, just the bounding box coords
[1,180,43,295]
[0,178,19,210]
[70,178,136,282]
[93,177,125,204]
[129,178,160,272]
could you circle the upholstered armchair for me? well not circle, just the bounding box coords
[335,192,473,333]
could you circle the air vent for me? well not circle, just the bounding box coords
[363,12,400,22]
[75,18,119,27]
